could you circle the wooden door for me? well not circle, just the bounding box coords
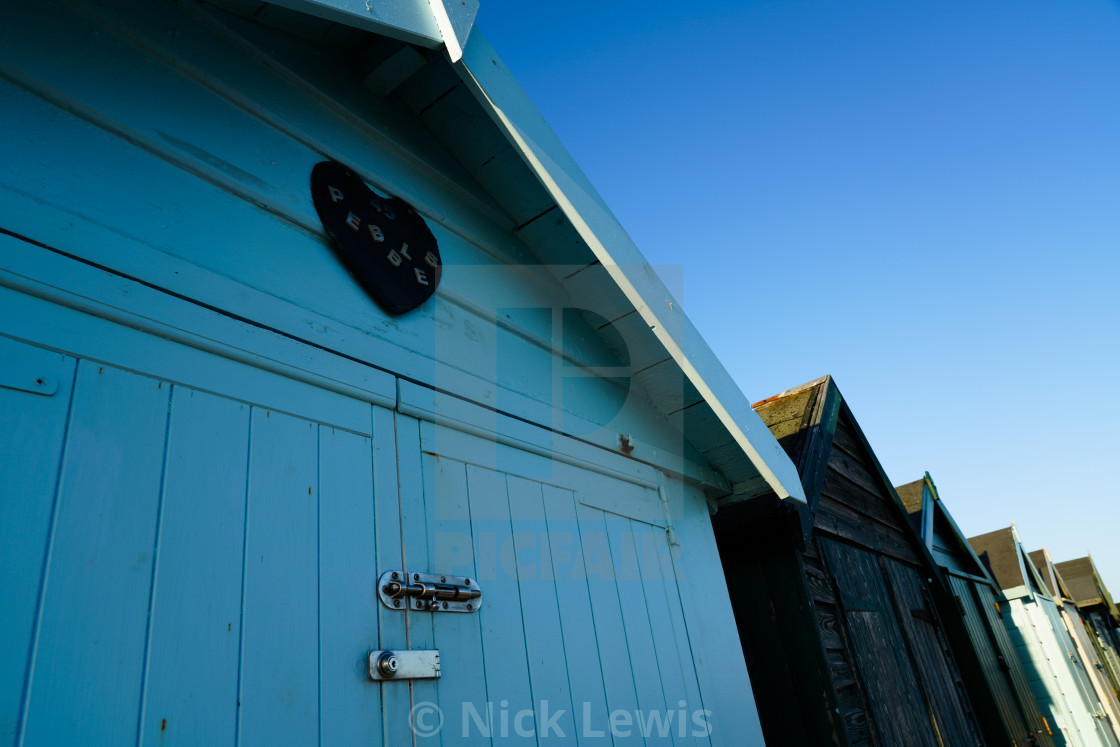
[401,420,711,745]
[820,537,940,747]
[0,329,402,746]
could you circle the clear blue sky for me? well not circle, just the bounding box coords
[477,1,1120,584]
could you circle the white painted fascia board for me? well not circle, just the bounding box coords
[241,0,443,47]
[451,29,806,505]
[428,0,479,63]
[226,0,479,62]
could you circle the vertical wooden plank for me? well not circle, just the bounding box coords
[507,476,577,744]
[974,584,1055,745]
[819,538,939,747]
[22,361,169,745]
[372,405,411,747]
[630,518,699,746]
[239,408,318,747]
[1036,598,1111,746]
[603,516,673,743]
[541,485,613,743]
[319,424,381,746]
[574,502,645,744]
[881,559,982,747]
[422,443,490,747]
[1005,600,1073,742]
[140,388,250,746]
[466,464,536,741]
[951,576,1035,746]
[668,489,765,747]
[0,340,75,746]
[397,414,439,743]
[653,522,711,747]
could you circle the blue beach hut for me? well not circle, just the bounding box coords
[0,1,806,744]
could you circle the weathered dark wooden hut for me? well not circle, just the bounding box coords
[971,527,1119,747]
[711,377,991,746]
[898,473,1055,746]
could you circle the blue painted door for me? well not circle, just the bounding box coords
[0,326,400,746]
[405,421,711,746]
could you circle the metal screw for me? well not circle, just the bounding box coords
[443,602,448,609]
[416,601,422,609]
[394,600,400,607]
[441,576,446,583]
[391,572,399,580]
[464,579,471,585]
[414,574,420,581]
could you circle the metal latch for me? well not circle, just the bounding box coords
[377,570,481,612]
[369,649,441,681]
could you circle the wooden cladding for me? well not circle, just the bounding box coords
[820,538,983,747]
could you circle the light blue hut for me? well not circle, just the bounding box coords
[0,1,806,745]
[971,526,1119,747]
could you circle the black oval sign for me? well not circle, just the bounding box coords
[311,160,442,315]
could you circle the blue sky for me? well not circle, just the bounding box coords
[477,1,1120,583]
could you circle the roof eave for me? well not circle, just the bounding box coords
[450,30,806,505]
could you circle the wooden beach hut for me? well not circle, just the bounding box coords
[0,1,808,744]
[711,376,989,747]
[1054,556,1120,699]
[897,474,1055,746]
[971,527,1119,747]
[1033,550,1120,740]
